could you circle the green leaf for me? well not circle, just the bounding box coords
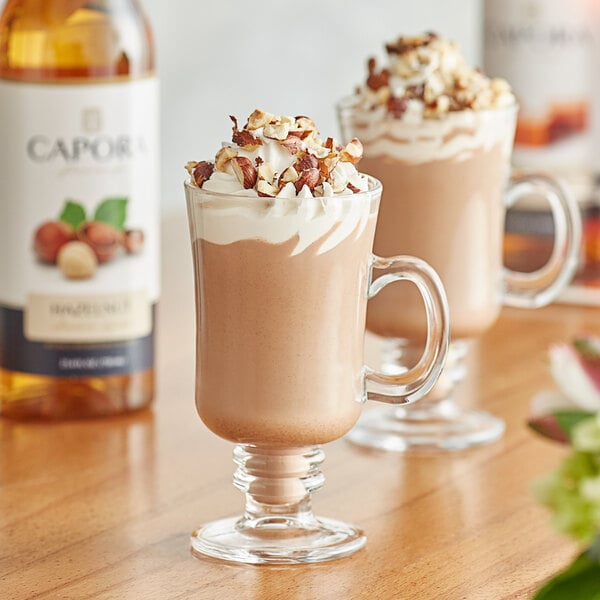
[93,197,128,231]
[555,411,596,442]
[59,200,86,229]
[534,543,600,599]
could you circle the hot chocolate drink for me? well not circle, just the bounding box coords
[185,109,450,563]
[358,114,512,341]
[340,33,516,342]
[340,33,579,452]
[189,207,377,447]
[186,111,376,446]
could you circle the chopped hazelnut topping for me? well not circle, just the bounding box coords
[230,115,263,150]
[257,180,279,197]
[279,166,300,186]
[280,135,304,155]
[215,146,238,172]
[231,157,257,189]
[353,33,515,119]
[257,162,275,184]
[187,110,368,197]
[186,161,214,187]
[246,109,274,131]
[340,138,363,165]
[263,122,290,141]
[294,168,320,192]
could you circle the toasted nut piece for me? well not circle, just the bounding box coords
[294,168,320,192]
[189,161,214,186]
[385,32,437,55]
[324,156,339,171]
[287,129,312,140]
[375,86,392,104]
[215,147,238,172]
[58,241,97,279]
[232,129,263,150]
[294,116,317,131]
[230,115,263,150]
[435,95,450,113]
[347,182,361,193]
[257,162,275,184]
[387,96,408,117]
[306,140,330,159]
[366,57,390,91]
[340,138,363,164]
[246,109,274,130]
[296,154,318,172]
[279,166,299,187]
[280,135,304,154]
[263,122,290,141]
[257,180,279,197]
[231,157,258,189]
[318,157,332,179]
[330,165,351,193]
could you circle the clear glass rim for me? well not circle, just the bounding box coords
[184,174,382,205]
[336,94,519,120]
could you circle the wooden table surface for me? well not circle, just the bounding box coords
[2,215,598,600]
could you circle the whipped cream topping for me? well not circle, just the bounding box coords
[187,110,369,198]
[187,189,375,256]
[346,104,516,164]
[352,33,515,120]
[186,110,376,254]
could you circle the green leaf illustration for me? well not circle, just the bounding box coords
[94,197,128,231]
[534,541,600,599]
[59,200,86,229]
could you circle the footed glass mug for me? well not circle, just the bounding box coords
[185,176,449,564]
[338,103,581,452]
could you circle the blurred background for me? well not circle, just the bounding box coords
[142,0,481,215]
[0,0,482,213]
[152,0,482,214]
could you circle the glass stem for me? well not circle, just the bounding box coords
[232,445,325,528]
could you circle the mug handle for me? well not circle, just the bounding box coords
[364,255,450,404]
[503,174,581,308]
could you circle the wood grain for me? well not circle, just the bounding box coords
[1,214,597,600]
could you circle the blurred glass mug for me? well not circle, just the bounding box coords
[185,176,449,564]
[338,103,581,452]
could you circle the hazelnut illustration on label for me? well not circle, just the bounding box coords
[33,197,145,279]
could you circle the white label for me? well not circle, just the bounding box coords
[484,0,598,169]
[0,78,160,343]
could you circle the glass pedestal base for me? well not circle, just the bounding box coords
[191,514,365,565]
[346,400,505,452]
[190,445,365,565]
[348,339,505,452]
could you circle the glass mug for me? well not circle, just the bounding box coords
[338,103,581,452]
[185,176,450,564]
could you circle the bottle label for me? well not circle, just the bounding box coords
[484,0,598,170]
[0,78,159,377]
